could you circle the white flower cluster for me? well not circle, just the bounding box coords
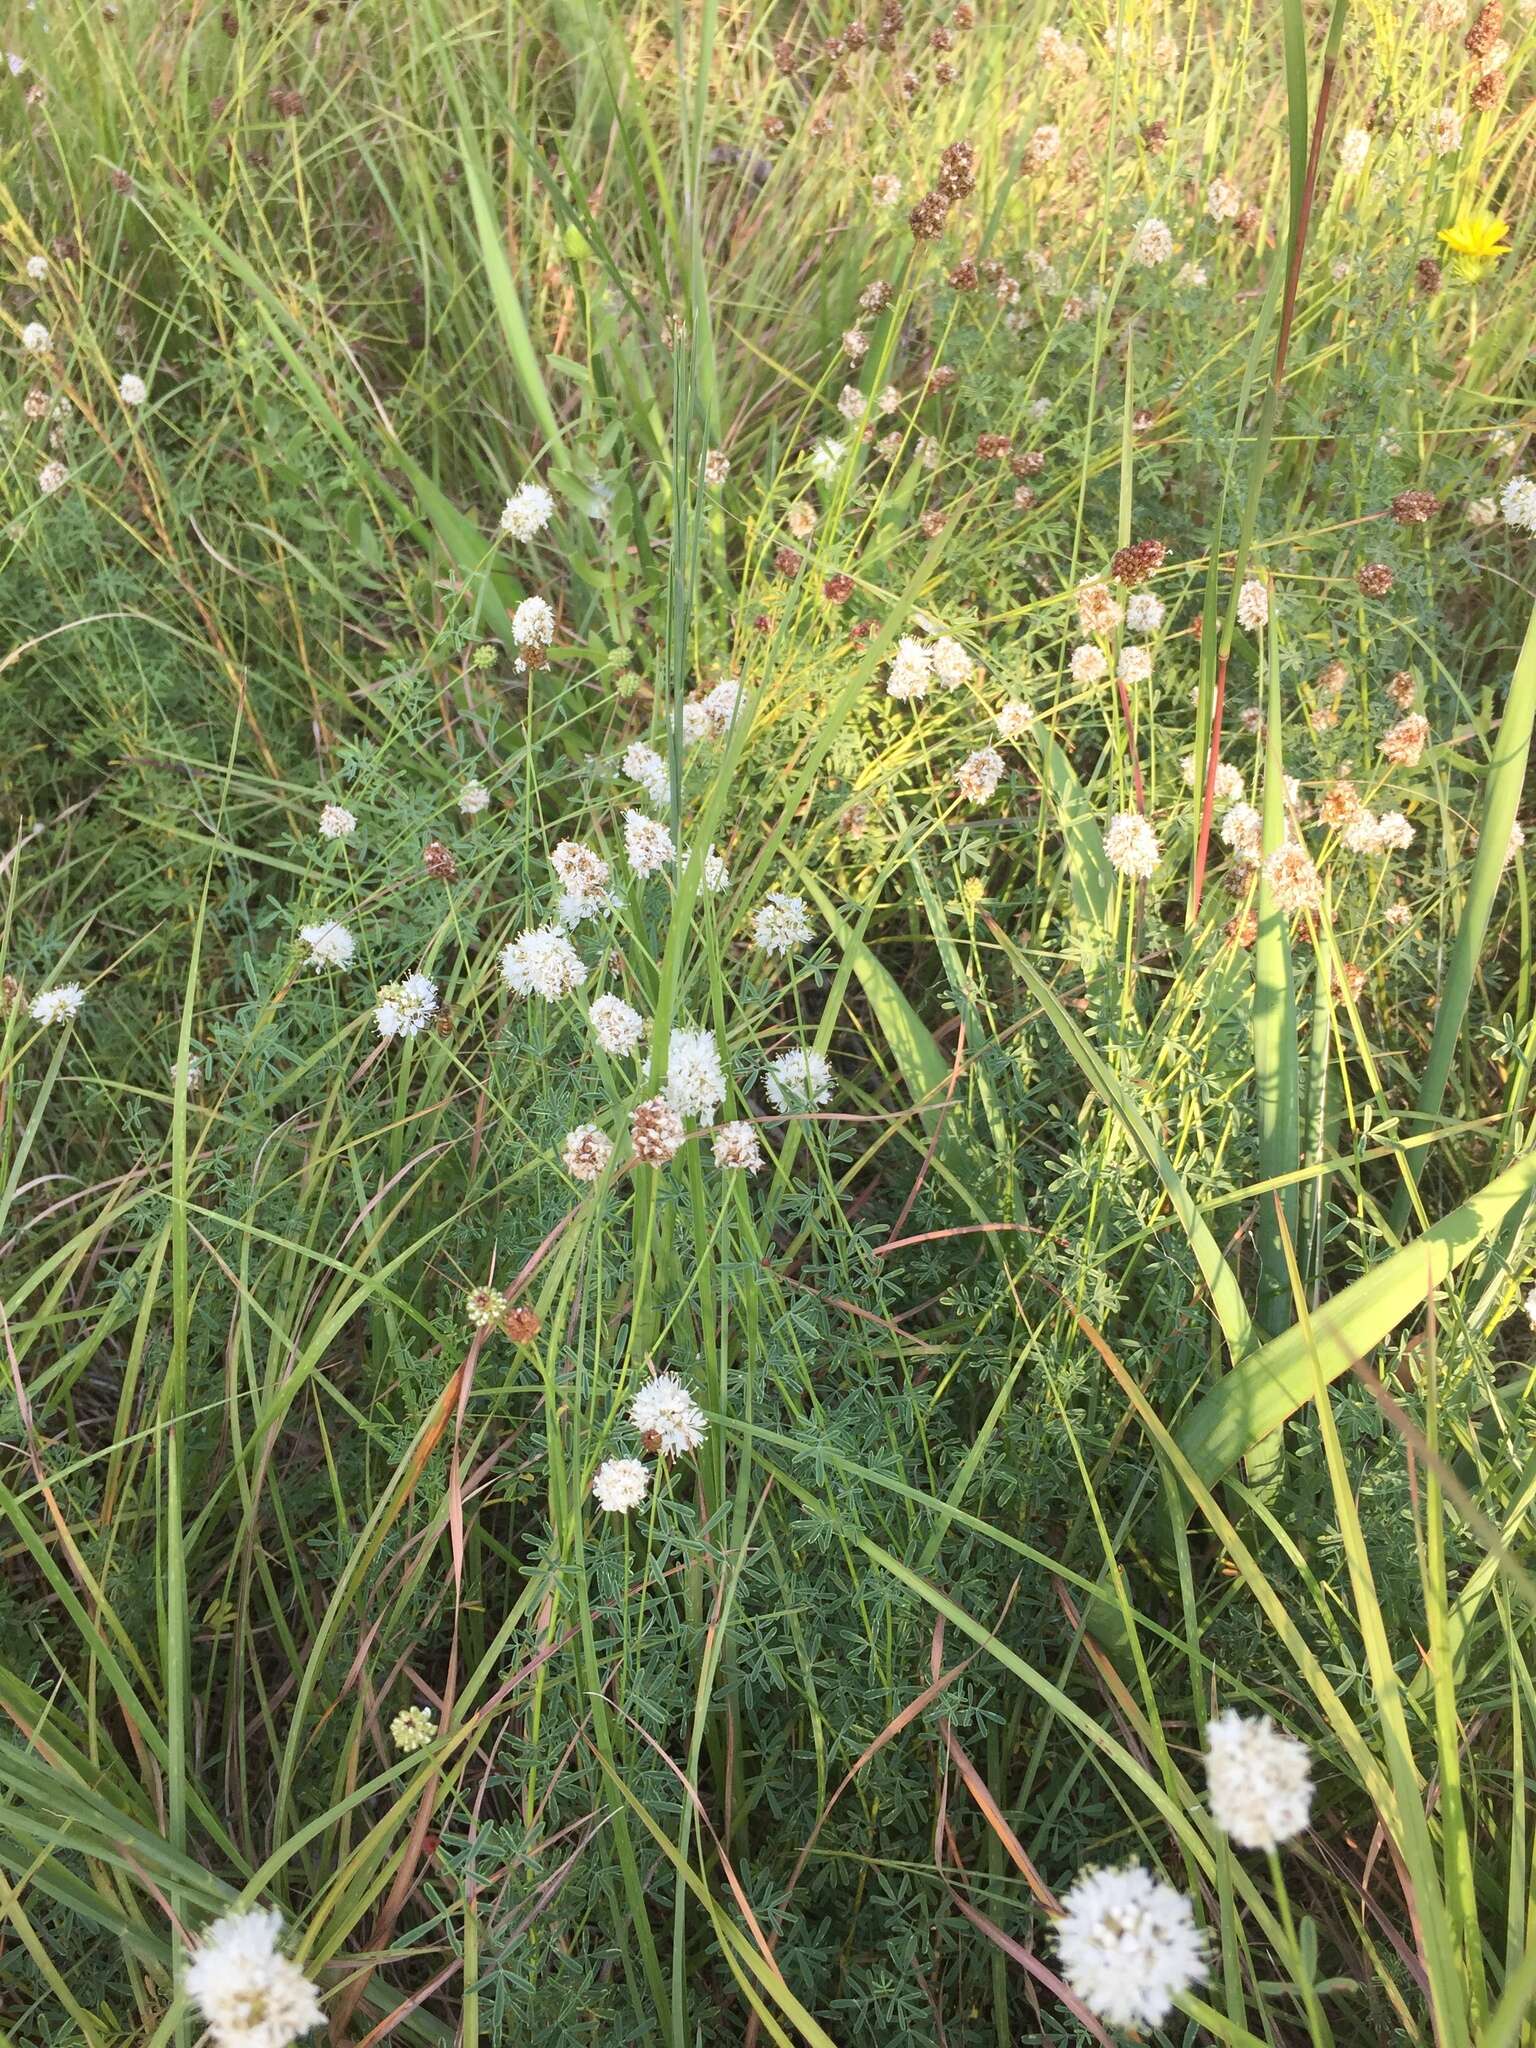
[185,1907,325,2048]
[374,974,438,1039]
[591,1368,710,1516]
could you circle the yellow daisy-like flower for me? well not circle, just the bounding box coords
[1436,209,1511,282]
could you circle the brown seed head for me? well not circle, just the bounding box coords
[975,432,1011,459]
[948,258,979,290]
[936,139,977,199]
[908,190,951,240]
[823,572,855,602]
[1415,256,1444,294]
[1470,70,1503,110]
[423,840,458,881]
[1111,538,1167,587]
[773,545,803,577]
[1357,561,1394,596]
[1391,489,1438,525]
[1465,0,1502,56]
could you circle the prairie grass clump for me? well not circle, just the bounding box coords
[2,0,1536,2043]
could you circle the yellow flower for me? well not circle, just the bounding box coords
[1436,209,1511,282]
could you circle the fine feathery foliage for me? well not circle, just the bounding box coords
[2,1,1536,2043]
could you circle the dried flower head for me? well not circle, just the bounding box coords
[703,447,730,486]
[1357,561,1394,596]
[1391,489,1438,525]
[1236,578,1270,632]
[1263,844,1322,914]
[422,839,457,881]
[1111,538,1166,588]
[631,1094,686,1165]
[713,1120,764,1172]
[562,1123,615,1182]
[1380,712,1430,766]
[1130,216,1174,267]
[956,746,1005,803]
[1076,580,1124,636]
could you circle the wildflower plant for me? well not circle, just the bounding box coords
[2,3,1536,2046]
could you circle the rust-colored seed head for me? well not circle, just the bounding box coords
[936,139,977,198]
[501,1303,541,1343]
[823,33,845,58]
[844,20,869,49]
[762,112,786,139]
[423,840,458,881]
[976,432,1011,459]
[1235,205,1262,242]
[829,63,853,91]
[878,1,903,47]
[1317,659,1349,696]
[1357,561,1394,596]
[1010,449,1045,478]
[948,258,979,290]
[908,190,950,239]
[774,545,803,577]
[859,279,893,314]
[269,88,306,116]
[1416,256,1444,294]
[953,1,975,25]
[823,572,855,602]
[1465,0,1502,56]
[1387,669,1416,708]
[935,60,959,86]
[631,1096,685,1166]
[773,36,798,72]
[927,363,958,391]
[110,167,135,194]
[752,612,772,633]
[850,618,876,641]
[930,25,954,50]
[1226,910,1259,949]
[1470,71,1503,110]
[1333,959,1367,1001]
[1391,489,1439,525]
[920,507,948,537]
[1141,119,1168,151]
[221,5,236,28]
[842,801,871,836]
[1111,538,1167,587]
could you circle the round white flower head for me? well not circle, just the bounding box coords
[701,677,748,739]
[1181,755,1245,808]
[836,383,867,423]
[930,635,975,689]
[1501,477,1536,534]
[592,1457,651,1513]
[298,921,354,971]
[1205,1709,1313,1851]
[1125,591,1166,634]
[871,172,903,206]
[1220,802,1263,865]
[624,809,676,878]
[500,924,588,1000]
[1104,812,1161,881]
[1077,580,1124,636]
[590,991,647,1057]
[787,498,818,539]
[1130,216,1174,267]
[702,844,730,892]
[1070,644,1109,686]
[659,1024,727,1119]
[622,741,670,807]
[1338,125,1371,176]
[764,1047,833,1113]
[1117,644,1153,685]
[713,1120,764,1172]
[390,1704,436,1754]
[752,891,815,956]
[1467,495,1498,528]
[21,321,50,353]
[1236,578,1270,632]
[317,802,357,840]
[28,982,84,1026]
[630,1370,708,1457]
[118,370,147,406]
[25,253,48,281]
[457,780,491,816]
[679,699,710,749]
[374,973,438,1041]
[703,447,730,486]
[956,747,1005,804]
[1263,843,1322,914]
[1176,260,1209,290]
[512,594,556,649]
[887,635,934,702]
[1425,104,1463,157]
[1055,1865,1204,2031]
[552,839,610,903]
[1373,809,1415,853]
[499,480,554,542]
[1206,176,1242,223]
[37,460,67,496]
[808,435,847,484]
[996,700,1035,743]
[562,1123,615,1182]
[184,1906,325,2048]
